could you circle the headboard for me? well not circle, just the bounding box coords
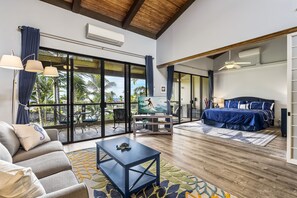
[224,96,275,124]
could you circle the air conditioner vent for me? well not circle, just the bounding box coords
[86,24,125,47]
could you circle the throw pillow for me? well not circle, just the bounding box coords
[0,121,20,156]
[12,123,50,151]
[0,143,12,163]
[250,102,264,110]
[0,160,46,197]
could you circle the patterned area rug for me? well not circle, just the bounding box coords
[67,148,236,198]
[174,121,279,146]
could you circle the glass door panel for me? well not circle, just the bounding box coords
[171,73,180,123]
[104,61,126,136]
[30,49,69,143]
[130,65,146,129]
[71,55,102,142]
[192,76,201,120]
[180,74,191,123]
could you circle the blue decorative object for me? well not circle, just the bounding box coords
[250,101,264,110]
[32,124,45,140]
[228,101,239,108]
[16,26,40,124]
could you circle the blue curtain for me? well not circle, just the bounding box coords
[208,70,214,108]
[145,55,154,97]
[166,66,174,115]
[16,26,40,124]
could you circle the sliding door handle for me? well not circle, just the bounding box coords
[288,112,291,116]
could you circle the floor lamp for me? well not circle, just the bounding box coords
[0,51,59,124]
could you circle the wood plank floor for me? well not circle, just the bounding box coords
[64,127,296,198]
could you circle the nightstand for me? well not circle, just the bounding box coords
[281,108,287,137]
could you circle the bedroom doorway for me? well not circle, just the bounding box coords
[171,71,209,124]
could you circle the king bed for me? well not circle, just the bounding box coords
[201,97,275,132]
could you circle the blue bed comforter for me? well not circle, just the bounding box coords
[201,108,273,131]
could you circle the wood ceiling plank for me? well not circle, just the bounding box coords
[72,0,81,13]
[143,0,180,18]
[81,0,133,21]
[156,0,195,38]
[123,0,145,29]
[167,0,188,8]
[41,0,195,39]
[41,0,72,11]
[80,7,123,27]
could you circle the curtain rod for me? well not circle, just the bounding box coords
[18,26,148,59]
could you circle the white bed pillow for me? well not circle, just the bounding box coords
[0,160,46,197]
[239,104,248,109]
[12,123,50,151]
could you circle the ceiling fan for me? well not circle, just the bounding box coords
[218,51,251,71]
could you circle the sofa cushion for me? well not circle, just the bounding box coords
[0,121,20,156]
[0,160,46,197]
[15,151,72,179]
[0,143,12,163]
[13,141,63,163]
[12,123,51,151]
[39,170,78,193]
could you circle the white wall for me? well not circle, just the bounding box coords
[0,0,161,124]
[175,57,213,76]
[157,0,297,65]
[214,37,287,125]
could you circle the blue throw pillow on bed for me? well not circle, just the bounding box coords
[263,102,274,110]
[228,101,239,108]
[224,100,229,108]
[250,102,263,110]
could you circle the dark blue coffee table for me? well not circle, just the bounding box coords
[96,137,161,198]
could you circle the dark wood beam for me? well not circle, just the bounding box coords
[157,26,297,68]
[156,0,195,39]
[207,52,226,60]
[72,0,81,13]
[40,0,72,11]
[122,0,145,29]
[80,8,123,27]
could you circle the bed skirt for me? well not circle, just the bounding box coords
[202,119,268,132]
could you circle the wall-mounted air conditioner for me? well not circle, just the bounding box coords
[86,23,125,47]
[238,48,260,58]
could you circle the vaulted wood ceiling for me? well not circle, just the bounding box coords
[41,0,195,39]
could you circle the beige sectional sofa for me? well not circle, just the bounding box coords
[0,121,88,198]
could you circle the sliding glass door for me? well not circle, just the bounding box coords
[104,61,126,137]
[29,48,146,143]
[171,71,209,124]
[180,74,191,123]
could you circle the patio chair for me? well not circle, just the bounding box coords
[113,108,126,130]
[81,112,99,133]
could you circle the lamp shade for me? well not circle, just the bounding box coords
[0,55,23,70]
[25,60,44,73]
[43,66,59,77]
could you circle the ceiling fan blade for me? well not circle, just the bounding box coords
[218,66,226,71]
[234,64,241,69]
[235,62,251,65]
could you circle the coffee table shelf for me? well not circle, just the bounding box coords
[96,137,160,198]
[99,159,156,194]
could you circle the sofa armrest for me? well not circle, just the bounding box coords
[46,129,59,141]
[40,183,88,198]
